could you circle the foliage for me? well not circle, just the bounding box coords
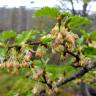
[35,7,60,18]
[0,11,96,96]
[68,15,91,31]
[0,30,16,42]
[35,7,91,32]
[15,30,38,45]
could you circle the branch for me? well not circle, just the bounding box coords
[26,41,48,48]
[62,43,80,62]
[65,50,80,62]
[42,70,56,96]
[69,0,76,15]
[25,41,41,45]
[55,62,96,88]
[8,41,41,49]
[0,41,48,51]
[60,44,81,68]
[42,70,53,89]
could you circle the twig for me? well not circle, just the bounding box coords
[42,70,52,89]
[55,62,96,87]
[65,50,80,62]
[42,70,56,96]
[62,43,80,62]
[26,41,41,45]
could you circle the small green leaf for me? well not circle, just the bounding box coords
[90,31,96,41]
[35,7,60,18]
[68,16,91,30]
[0,48,7,62]
[0,31,16,42]
[16,31,35,44]
[80,30,89,39]
[40,34,53,44]
[84,47,96,57]
[76,37,84,47]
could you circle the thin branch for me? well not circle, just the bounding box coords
[42,70,53,89]
[65,50,80,62]
[42,70,56,96]
[25,41,41,45]
[27,41,48,48]
[0,41,48,51]
[55,62,96,87]
[62,43,80,62]
[69,0,76,15]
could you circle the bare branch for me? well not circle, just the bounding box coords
[55,62,96,87]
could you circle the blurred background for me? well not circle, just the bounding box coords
[0,0,96,33]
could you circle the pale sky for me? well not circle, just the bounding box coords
[0,0,57,7]
[0,0,96,12]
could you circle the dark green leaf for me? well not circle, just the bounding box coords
[84,47,96,57]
